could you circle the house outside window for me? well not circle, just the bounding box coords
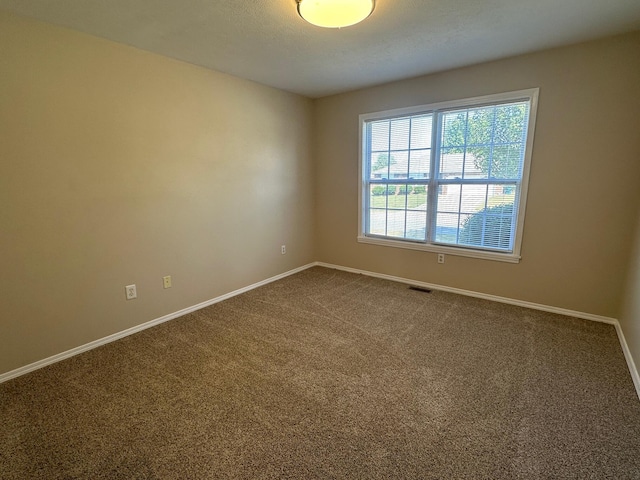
[358,89,539,263]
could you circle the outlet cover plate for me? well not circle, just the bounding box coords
[125,284,137,300]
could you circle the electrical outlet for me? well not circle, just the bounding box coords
[125,284,137,300]
[281,245,286,255]
[437,254,445,264]
[163,275,172,289]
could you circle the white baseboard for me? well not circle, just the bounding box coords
[0,263,316,384]
[315,261,640,400]
[3,260,639,402]
[614,323,640,401]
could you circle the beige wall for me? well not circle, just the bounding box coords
[0,12,315,375]
[314,32,640,318]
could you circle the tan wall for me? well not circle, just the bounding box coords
[314,32,640,317]
[621,208,640,380]
[0,12,315,375]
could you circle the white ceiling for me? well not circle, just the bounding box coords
[2,0,640,98]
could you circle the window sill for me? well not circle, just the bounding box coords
[357,236,522,263]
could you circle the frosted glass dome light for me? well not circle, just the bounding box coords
[297,0,375,28]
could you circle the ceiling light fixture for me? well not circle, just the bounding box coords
[297,0,375,29]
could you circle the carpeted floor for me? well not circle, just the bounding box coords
[1,266,640,479]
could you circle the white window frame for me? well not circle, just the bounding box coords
[358,88,539,263]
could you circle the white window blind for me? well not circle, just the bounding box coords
[366,114,432,240]
[359,89,538,262]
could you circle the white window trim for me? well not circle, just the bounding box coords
[357,88,539,264]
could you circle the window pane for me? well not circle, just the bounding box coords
[366,184,428,241]
[490,144,523,179]
[461,210,514,250]
[441,111,466,148]
[459,184,488,213]
[464,146,489,179]
[370,121,390,152]
[467,107,493,146]
[435,213,459,244]
[435,183,518,251]
[387,151,409,179]
[368,208,387,236]
[494,103,528,144]
[409,149,430,179]
[386,208,406,239]
[370,152,393,179]
[406,211,427,241]
[369,184,391,209]
[436,184,460,213]
[440,101,529,181]
[410,115,432,149]
[439,149,465,178]
[408,185,428,211]
[440,148,488,180]
[365,114,433,242]
[390,118,410,151]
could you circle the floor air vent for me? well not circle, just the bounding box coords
[409,286,432,293]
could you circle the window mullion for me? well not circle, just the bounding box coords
[455,111,470,244]
[385,121,392,236]
[363,123,370,236]
[427,112,441,243]
[437,178,518,185]
[487,106,497,179]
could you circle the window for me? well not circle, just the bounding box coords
[358,89,538,263]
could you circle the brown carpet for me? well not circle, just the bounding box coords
[1,266,640,479]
